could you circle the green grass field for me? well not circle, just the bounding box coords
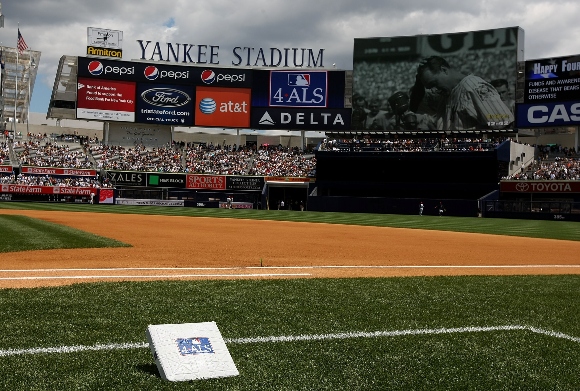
[0,203,579,390]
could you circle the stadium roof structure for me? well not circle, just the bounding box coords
[47,55,77,121]
[0,45,41,130]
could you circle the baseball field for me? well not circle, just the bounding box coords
[0,202,579,390]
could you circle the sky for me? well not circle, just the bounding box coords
[1,0,580,116]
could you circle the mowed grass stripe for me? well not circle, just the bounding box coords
[0,215,130,253]
[1,202,579,241]
[0,277,579,389]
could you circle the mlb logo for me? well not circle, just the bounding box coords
[176,337,215,356]
[288,74,310,86]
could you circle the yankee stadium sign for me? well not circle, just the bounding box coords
[136,40,325,68]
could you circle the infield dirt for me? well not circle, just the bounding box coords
[1,210,579,288]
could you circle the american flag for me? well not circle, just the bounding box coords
[17,29,28,54]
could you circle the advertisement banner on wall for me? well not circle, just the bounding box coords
[135,83,195,126]
[352,27,523,131]
[251,107,351,130]
[251,69,346,109]
[77,77,136,122]
[516,54,580,127]
[21,167,97,176]
[106,171,147,186]
[186,174,226,190]
[194,87,251,128]
[225,176,264,191]
[147,173,186,188]
[77,57,253,88]
[107,123,172,147]
[268,70,328,108]
[87,27,123,58]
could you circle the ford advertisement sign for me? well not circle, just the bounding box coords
[135,83,194,125]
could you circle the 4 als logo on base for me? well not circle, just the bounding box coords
[176,337,215,356]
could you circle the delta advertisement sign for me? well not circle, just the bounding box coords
[516,54,580,127]
[250,69,350,130]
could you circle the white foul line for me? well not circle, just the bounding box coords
[0,265,578,273]
[0,273,311,281]
[0,324,578,357]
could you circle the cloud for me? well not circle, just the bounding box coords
[1,0,578,117]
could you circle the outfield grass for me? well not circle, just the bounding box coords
[0,215,130,253]
[0,202,579,390]
[1,202,580,241]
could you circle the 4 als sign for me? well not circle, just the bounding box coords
[269,71,328,107]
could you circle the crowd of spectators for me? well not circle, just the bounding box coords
[13,140,93,169]
[0,173,106,187]
[510,158,580,181]
[184,144,253,175]
[248,146,316,177]
[3,136,580,185]
[92,144,183,172]
[318,137,506,152]
[1,142,9,165]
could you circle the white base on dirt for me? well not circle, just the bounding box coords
[146,321,239,382]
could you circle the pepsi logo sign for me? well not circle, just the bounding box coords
[88,61,135,76]
[141,88,191,107]
[144,65,190,80]
[201,70,216,84]
[88,61,104,76]
[199,98,217,114]
[201,70,246,84]
[144,66,159,80]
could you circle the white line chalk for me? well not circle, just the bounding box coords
[0,325,578,357]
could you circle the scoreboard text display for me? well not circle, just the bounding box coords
[517,54,580,127]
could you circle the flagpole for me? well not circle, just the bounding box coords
[14,24,18,133]
[27,50,33,136]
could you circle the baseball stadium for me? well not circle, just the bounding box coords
[1,26,580,389]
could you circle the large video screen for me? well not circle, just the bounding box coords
[516,54,580,127]
[352,27,523,132]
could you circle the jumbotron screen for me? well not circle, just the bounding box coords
[352,27,524,132]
